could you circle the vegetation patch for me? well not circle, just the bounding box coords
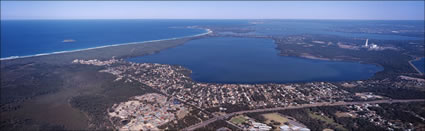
[335,111,356,118]
[262,113,288,128]
[229,115,248,125]
[307,110,347,131]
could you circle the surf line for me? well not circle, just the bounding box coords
[1,28,212,61]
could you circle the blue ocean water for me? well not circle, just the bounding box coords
[129,37,383,83]
[1,20,247,58]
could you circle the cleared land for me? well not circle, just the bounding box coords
[229,115,247,125]
[334,111,356,118]
[263,113,289,124]
[308,110,347,131]
[262,113,289,129]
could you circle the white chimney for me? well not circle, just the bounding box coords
[365,39,369,47]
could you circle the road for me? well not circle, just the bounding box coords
[408,57,424,75]
[183,99,425,131]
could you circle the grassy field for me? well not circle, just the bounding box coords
[229,115,247,125]
[263,113,289,124]
[308,111,347,131]
[335,111,356,118]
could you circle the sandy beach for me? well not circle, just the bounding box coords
[1,28,212,61]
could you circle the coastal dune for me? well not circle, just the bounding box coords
[1,29,212,67]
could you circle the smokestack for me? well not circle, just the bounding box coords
[365,39,369,47]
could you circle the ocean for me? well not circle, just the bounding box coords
[1,20,247,58]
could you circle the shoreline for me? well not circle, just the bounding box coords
[1,28,212,61]
[408,57,424,75]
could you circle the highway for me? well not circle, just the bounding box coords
[183,99,425,131]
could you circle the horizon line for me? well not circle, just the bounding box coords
[2,18,425,21]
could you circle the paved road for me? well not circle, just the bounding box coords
[409,58,424,75]
[183,99,425,131]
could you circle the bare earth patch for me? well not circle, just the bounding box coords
[335,111,357,118]
[337,42,360,50]
[300,53,331,60]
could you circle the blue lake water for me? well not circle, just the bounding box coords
[129,37,383,83]
[412,58,425,74]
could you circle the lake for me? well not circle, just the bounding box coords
[129,37,383,83]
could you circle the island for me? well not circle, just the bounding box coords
[62,39,76,43]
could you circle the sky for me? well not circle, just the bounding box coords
[1,1,424,20]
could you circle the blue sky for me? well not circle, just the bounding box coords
[1,1,424,20]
